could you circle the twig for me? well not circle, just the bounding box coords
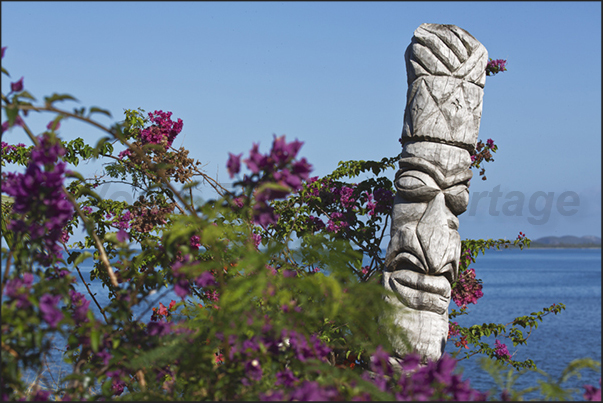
[1,248,14,297]
[67,247,110,324]
[136,369,147,391]
[1,341,19,358]
[102,153,187,215]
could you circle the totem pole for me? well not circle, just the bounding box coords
[383,23,488,364]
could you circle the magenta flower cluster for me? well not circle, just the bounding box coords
[9,76,24,93]
[190,234,201,249]
[583,379,601,401]
[486,58,508,76]
[39,294,64,328]
[371,187,394,215]
[451,268,484,309]
[4,273,34,309]
[139,110,183,149]
[5,272,67,329]
[1,141,26,155]
[69,290,91,323]
[494,339,511,360]
[304,179,394,234]
[448,321,461,337]
[227,135,313,228]
[261,381,340,401]
[113,210,132,230]
[326,211,349,233]
[2,133,73,264]
[393,351,488,401]
[262,346,488,401]
[171,256,218,301]
[212,328,339,398]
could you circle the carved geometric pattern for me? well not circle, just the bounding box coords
[406,23,488,87]
[401,23,488,152]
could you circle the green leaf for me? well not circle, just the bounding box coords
[93,136,112,158]
[90,329,101,352]
[65,171,86,182]
[1,196,14,248]
[75,186,102,201]
[89,107,112,118]
[16,91,36,101]
[102,142,113,155]
[127,338,187,369]
[44,93,78,105]
[182,181,200,190]
[73,251,93,267]
[5,105,19,127]
[559,357,601,384]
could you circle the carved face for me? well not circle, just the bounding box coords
[383,141,472,362]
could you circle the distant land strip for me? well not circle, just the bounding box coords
[529,235,600,249]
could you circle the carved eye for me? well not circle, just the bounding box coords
[397,176,426,189]
[444,185,469,215]
[396,172,439,202]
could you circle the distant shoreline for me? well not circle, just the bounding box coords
[500,244,601,250]
[529,246,601,249]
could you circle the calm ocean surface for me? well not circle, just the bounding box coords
[5,247,601,399]
[447,247,601,399]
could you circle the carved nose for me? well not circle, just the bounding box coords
[416,193,455,274]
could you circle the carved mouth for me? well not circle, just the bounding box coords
[387,250,456,284]
[387,251,427,274]
[388,269,451,315]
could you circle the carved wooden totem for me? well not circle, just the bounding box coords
[383,23,488,363]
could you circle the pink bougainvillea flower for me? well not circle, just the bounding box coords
[252,233,262,249]
[452,268,483,308]
[227,152,242,178]
[47,120,61,131]
[39,294,64,328]
[116,229,129,242]
[494,339,511,360]
[243,143,268,174]
[190,235,201,249]
[69,290,90,323]
[583,379,601,401]
[486,58,508,76]
[10,76,24,92]
[196,271,217,288]
[270,135,303,165]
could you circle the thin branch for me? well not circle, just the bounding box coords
[64,244,110,324]
[191,166,231,197]
[1,248,14,297]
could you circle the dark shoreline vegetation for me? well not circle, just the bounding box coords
[529,244,601,249]
[521,235,601,249]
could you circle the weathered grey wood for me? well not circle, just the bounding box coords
[383,23,487,364]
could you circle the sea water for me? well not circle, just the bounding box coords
[448,248,601,399]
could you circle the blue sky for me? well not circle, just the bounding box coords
[1,1,601,242]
